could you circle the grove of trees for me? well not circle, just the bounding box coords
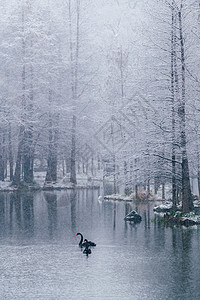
[0,0,200,212]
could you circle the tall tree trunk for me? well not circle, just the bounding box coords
[135,184,138,200]
[134,158,138,199]
[0,129,7,181]
[45,107,58,183]
[124,161,128,193]
[23,130,33,183]
[12,3,26,186]
[162,183,165,200]
[45,120,57,183]
[8,123,13,181]
[70,115,77,184]
[197,149,200,196]
[12,126,24,185]
[91,157,94,176]
[178,4,193,213]
[2,129,7,180]
[113,154,117,194]
[171,0,177,208]
[69,0,80,185]
[24,46,34,184]
[147,178,150,200]
[45,117,53,183]
[0,138,4,181]
[119,45,124,99]
[198,171,200,197]
[52,115,58,182]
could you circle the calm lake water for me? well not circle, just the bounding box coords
[0,189,200,299]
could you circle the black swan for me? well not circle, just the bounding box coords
[83,239,96,247]
[76,233,96,247]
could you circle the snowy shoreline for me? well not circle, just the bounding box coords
[153,200,200,226]
[103,192,156,202]
[0,181,100,192]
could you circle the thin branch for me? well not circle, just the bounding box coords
[153,154,182,164]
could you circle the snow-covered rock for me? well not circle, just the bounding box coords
[153,201,173,212]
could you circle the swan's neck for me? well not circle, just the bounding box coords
[79,234,83,245]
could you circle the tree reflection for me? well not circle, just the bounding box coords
[124,202,132,232]
[9,192,34,238]
[44,192,57,239]
[144,202,151,229]
[113,202,116,230]
[70,189,77,231]
[0,193,5,236]
[171,227,193,298]
[13,192,22,229]
[22,192,34,237]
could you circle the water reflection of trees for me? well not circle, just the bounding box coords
[44,192,57,239]
[22,193,34,235]
[70,189,77,231]
[113,202,116,230]
[144,202,151,229]
[0,193,5,235]
[9,192,34,237]
[10,193,21,230]
[170,227,194,298]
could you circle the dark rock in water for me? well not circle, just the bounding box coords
[124,210,142,223]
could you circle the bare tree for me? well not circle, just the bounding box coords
[178,2,193,212]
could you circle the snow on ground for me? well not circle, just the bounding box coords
[0,171,101,191]
[104,193,133,201]
[153,201,173,212]
[0,181,17,191]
